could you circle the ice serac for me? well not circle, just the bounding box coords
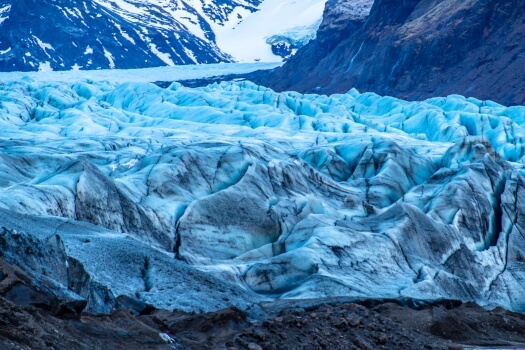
[0,79,525,314]
[0,209,262,314]
[254,0,525,106]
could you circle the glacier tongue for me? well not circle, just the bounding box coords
[0,79,525,313]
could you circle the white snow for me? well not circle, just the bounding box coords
[0,4,11,26]
[38,62,53,72]
[149,43,175,66]
[33,36,55,51]
[64,7,82,19]
[159,333,176,344]
[210,0,327,62]
[103,47,116,69]
[0,0,329,73]
[172,8,208,42]
[115,22,136,44]
[0,4,11,14]
[33,36,55,59]
[92,0,327,63]
[0,47,11,55]
[84,45,94,55]
[94,0,146,21]
[182,46,198,64]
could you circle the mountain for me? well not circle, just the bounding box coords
[0,0,326,72]
[212,0,327,62]
[0,76,525,316]
[254,0,525,106]
[1,0,525,346]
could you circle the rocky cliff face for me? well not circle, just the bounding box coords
[256,0,525,106]
[251,0,372,92]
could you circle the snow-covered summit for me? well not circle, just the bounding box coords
[0,0,326,71]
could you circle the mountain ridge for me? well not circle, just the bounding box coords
[0,0,325,71]
[252,0,525,106]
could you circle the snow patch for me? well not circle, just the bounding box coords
[115,22,135,44]
[149,43,175,66]
[0,4,11,26]
[159,333,176,344]
[33,36,55,51]
[103,47,116,69]
[38,62,53,72]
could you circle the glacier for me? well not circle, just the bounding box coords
[0,77,524,315]
[211,0,327,62]
[0,62,281,84]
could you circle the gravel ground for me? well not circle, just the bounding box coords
[2,295,525,350]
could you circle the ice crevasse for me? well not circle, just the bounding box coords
[0,79,524,314]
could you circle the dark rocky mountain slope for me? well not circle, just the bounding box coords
[254,0,525,106]
[0,0,262,71]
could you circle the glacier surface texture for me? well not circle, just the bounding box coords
[0,79,525,314]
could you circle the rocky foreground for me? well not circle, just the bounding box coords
[2,290,525,350]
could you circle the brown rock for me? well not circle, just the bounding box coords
[449,345,464,350]
[355,336,374,350]
[263,320,274,328]
[334,318,348,329]
[254,330,265,341]
[377,333,388,345]
[348,316,362,327]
